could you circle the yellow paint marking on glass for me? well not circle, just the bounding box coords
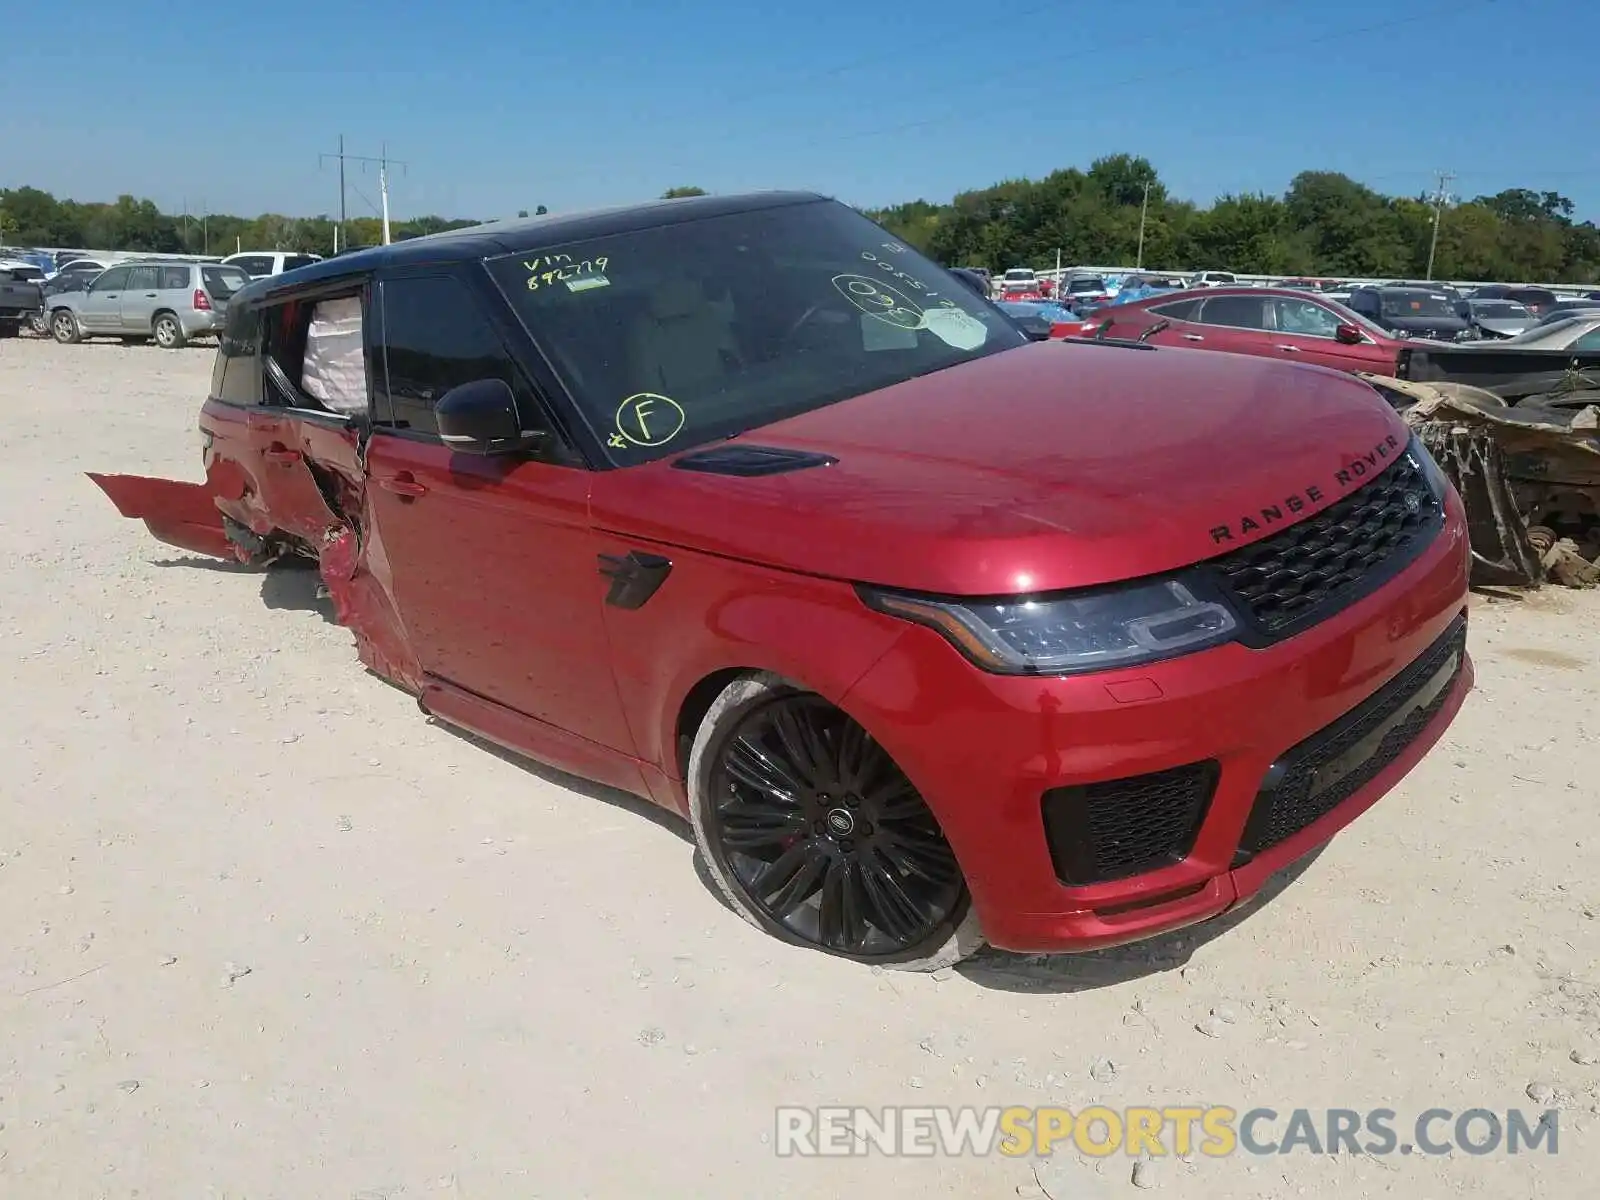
[611,392,685,449]
[525,255,610,292]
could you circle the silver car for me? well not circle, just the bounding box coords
[47,260,252,348]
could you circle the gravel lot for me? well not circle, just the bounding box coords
[2,336,1597,1198]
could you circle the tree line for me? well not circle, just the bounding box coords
[4,164,1595,283]
[866,156,1600,284]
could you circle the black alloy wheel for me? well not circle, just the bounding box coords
[705,693,967,960]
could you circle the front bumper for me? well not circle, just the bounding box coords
[842,497,1472,954]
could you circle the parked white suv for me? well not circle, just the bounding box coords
[1189,270,1237,288]
[221,251,323,279]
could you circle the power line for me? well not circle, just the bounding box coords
[320,138,408,247]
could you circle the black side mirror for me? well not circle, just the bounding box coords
[435,378,529,454]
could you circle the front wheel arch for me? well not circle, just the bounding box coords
[684,669,984,970]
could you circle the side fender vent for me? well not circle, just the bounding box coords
[671,445,838,477]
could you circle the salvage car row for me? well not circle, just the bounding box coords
[90,191,1476,972]
[0,249,325,346]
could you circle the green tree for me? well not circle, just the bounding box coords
[661,186,707,198]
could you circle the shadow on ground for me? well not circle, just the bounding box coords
[430,720,696,846]
[151,555,338,623]
[956,849,1324,994]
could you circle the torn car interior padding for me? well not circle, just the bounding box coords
[298,296,368,416]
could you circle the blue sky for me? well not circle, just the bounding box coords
[2,0,1595,222]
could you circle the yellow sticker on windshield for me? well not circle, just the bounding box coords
[610,393,685,449]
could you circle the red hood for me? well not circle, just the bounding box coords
[589,342,1411,595]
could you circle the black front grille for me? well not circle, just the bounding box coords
[1238,614,1467,856]
[1042,761,1219,886]
[1207,450,1441,638]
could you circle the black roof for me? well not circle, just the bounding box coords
[241,190,827,305]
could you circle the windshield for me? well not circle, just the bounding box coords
[1380,292,1458,319]
[1066,276,1105,293]
[1003,269,1035,281]
[201,266,251,299]
[485,199,1024,464]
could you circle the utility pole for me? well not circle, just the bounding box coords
[320,139,406,249]
[1136,179,1152,269]
[1426,169,1455,281]
[379,142,392,246]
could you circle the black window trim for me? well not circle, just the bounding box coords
[367,263,583,466]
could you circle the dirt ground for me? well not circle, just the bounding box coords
[2,336,1597,1199]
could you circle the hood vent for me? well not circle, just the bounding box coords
[671,444,837,477]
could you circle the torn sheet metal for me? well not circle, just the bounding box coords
[1364,374,1600,588]
[86,473,238,560]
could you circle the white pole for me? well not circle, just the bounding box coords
[380,142,392,246]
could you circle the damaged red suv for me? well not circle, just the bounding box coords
[92,192,1473,971]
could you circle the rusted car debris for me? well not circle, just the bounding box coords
[1359,374,1600,588]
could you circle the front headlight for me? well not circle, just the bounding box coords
[859,577,1238,675]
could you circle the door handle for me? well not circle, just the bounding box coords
[1276,344,1301,352]
[144,292,158,297]
[379,473,428,498]
[1182,333,1204,342]
[264,444,302,464]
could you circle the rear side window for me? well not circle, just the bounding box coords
[203,267,251,299]
[282,255,318,272]
[230,255,274,277]
[160,266,190,289]
[1198,295,1267,329]
[376,275,527,437]
[1150,298,1200,320]
[212,306,263,405]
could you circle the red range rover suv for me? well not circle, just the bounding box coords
[91,192,1473,971]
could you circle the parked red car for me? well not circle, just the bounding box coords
[1079,286,1407,375]
[90,193,1472,971]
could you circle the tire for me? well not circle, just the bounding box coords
[152,311,187,349]
[50,309,81,344]
[686,672,984,971]
[28,311,47,336]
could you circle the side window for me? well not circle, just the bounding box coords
[1272,298,1343,337]
[126,265,159,291]
[92,266,131,291]
[376,275,543,439]
[1571,328,1600,351]
[160,266,190,290]
[1197,295,1268,330]
[213,306,263,405]
[282,255,318,272]
[1347,291,1380,317]
[1150,298,1200,321]
[232,256,272,277]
